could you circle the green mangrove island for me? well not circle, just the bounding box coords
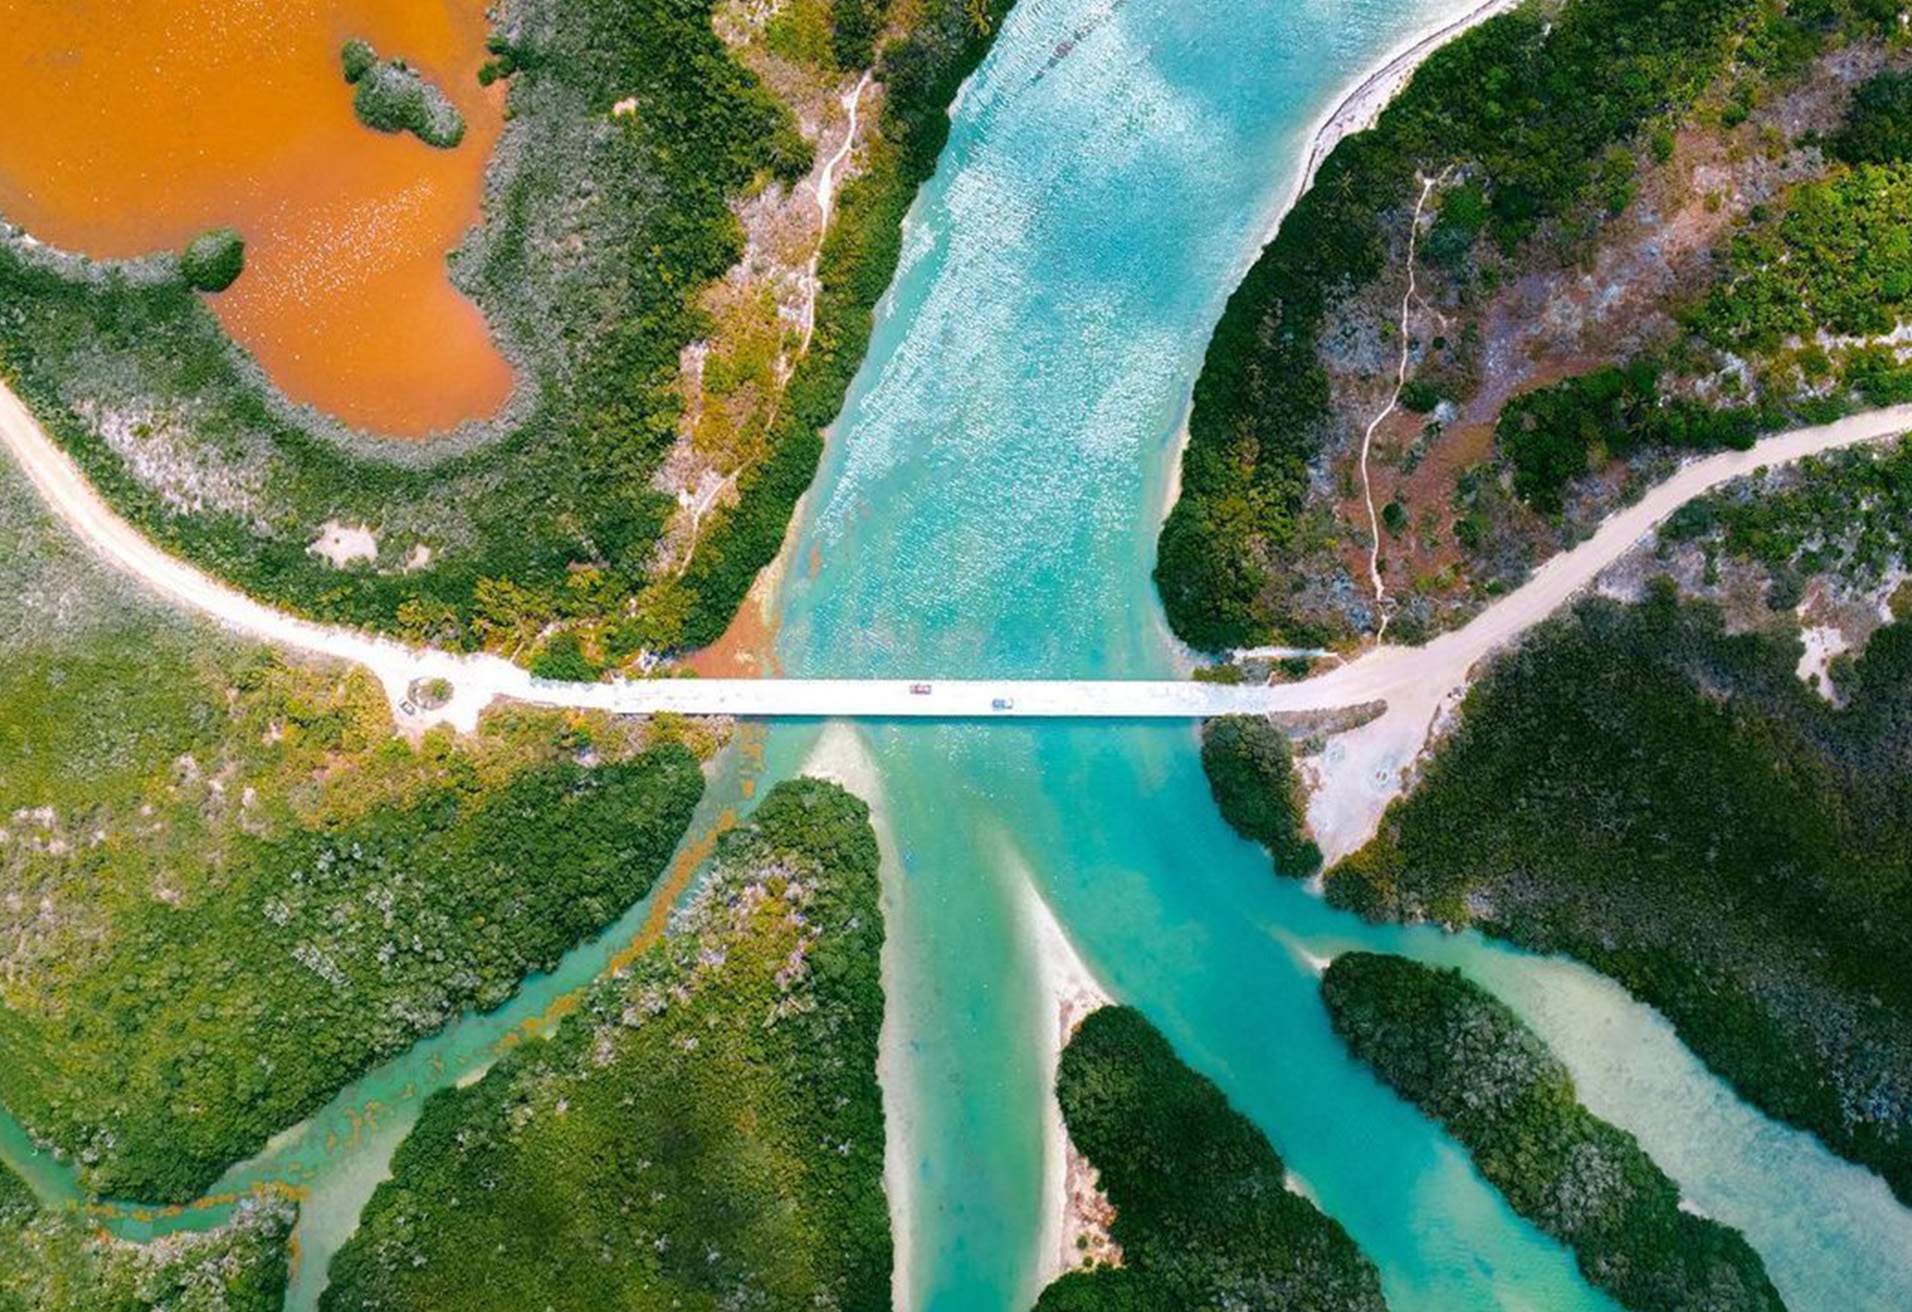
[1322,952,1785,1312]
[1200,714,1322,878]
[320,777,888,1311]
[180,228,245,293]
[1034,1006,1387,1312]
[340,40,466,149]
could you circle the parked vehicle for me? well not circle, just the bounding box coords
[910,683,933,694]
[991,697,1015,711]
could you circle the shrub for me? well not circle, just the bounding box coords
[1398,378,1441,413]
[766,0,836,68]
[180,228,245,292]
[1192,661,1245,684]
[340,38,376,83]
[1831,70,1912,164]
[1843,345,1912,406]
[528,630,600,681]
[1200,715,1323,877]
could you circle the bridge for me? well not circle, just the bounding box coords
[6,377,1911,857]
[5,378,1912,733]
[515,675,1338,720]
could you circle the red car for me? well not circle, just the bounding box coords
[909,683,933,695]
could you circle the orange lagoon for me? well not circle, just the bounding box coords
[0,0,514,436]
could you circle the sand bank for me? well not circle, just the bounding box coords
[799,723,921,1310]
[1017,867,1118,1292]
[1293,0,1519,205]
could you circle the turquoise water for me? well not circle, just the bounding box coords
[763,0,1912,1308]
[4,1,1911,1308]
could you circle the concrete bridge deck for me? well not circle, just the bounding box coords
[517,676,1310,720]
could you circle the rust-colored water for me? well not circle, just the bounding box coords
[0,0,514,436]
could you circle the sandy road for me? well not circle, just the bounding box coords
[5,364,1906,748]
[1291,402,1912,859]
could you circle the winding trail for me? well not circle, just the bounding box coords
[671,69,873,577]
[1357,174,1439,640]
[802,70,874,355]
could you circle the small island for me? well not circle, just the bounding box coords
[1322,952,1785,1312]
[1035,1005,1387,1311]
[1200,714,1321,877]
[180,226,244,292]
[340,38,465,148]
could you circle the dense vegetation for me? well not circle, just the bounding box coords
[1200,715,1322,877]
[180,229,245,293]
[1662,436,1912,596]
[1495,362,1764,512]
[1496,51,1912,515]
[321,778,889,1312]
[340,40,466,148]
[1323,953,1785,1312]
[1034,1006,1387,1311]
[0,0,796,656]
[1157,0,1765,649]
[1696,162,1912,351]
[1830,69,1912,165]
[0,465,709,1202]
[673,0,1017,645]
[1327,586,1912,1203]
[0,1163,293,1312]
[832,0,896,69]
[0,0,1010,666]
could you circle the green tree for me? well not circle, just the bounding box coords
[1831,70,1912,164]
[180,228,245,292]
[1200,715,1322,876]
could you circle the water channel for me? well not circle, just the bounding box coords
[4,1,1910,1308]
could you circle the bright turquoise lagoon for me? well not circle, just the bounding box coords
[3,1,1909,1309]
[760,0,1912,1308]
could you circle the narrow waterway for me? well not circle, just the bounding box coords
[3,1,1910,1309]
[759,0,1912,1308]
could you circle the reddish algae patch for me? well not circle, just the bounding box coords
[0,0,512,436]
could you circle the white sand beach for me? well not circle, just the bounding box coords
[1017,866,1118,1291]
[797,723,922,1309]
